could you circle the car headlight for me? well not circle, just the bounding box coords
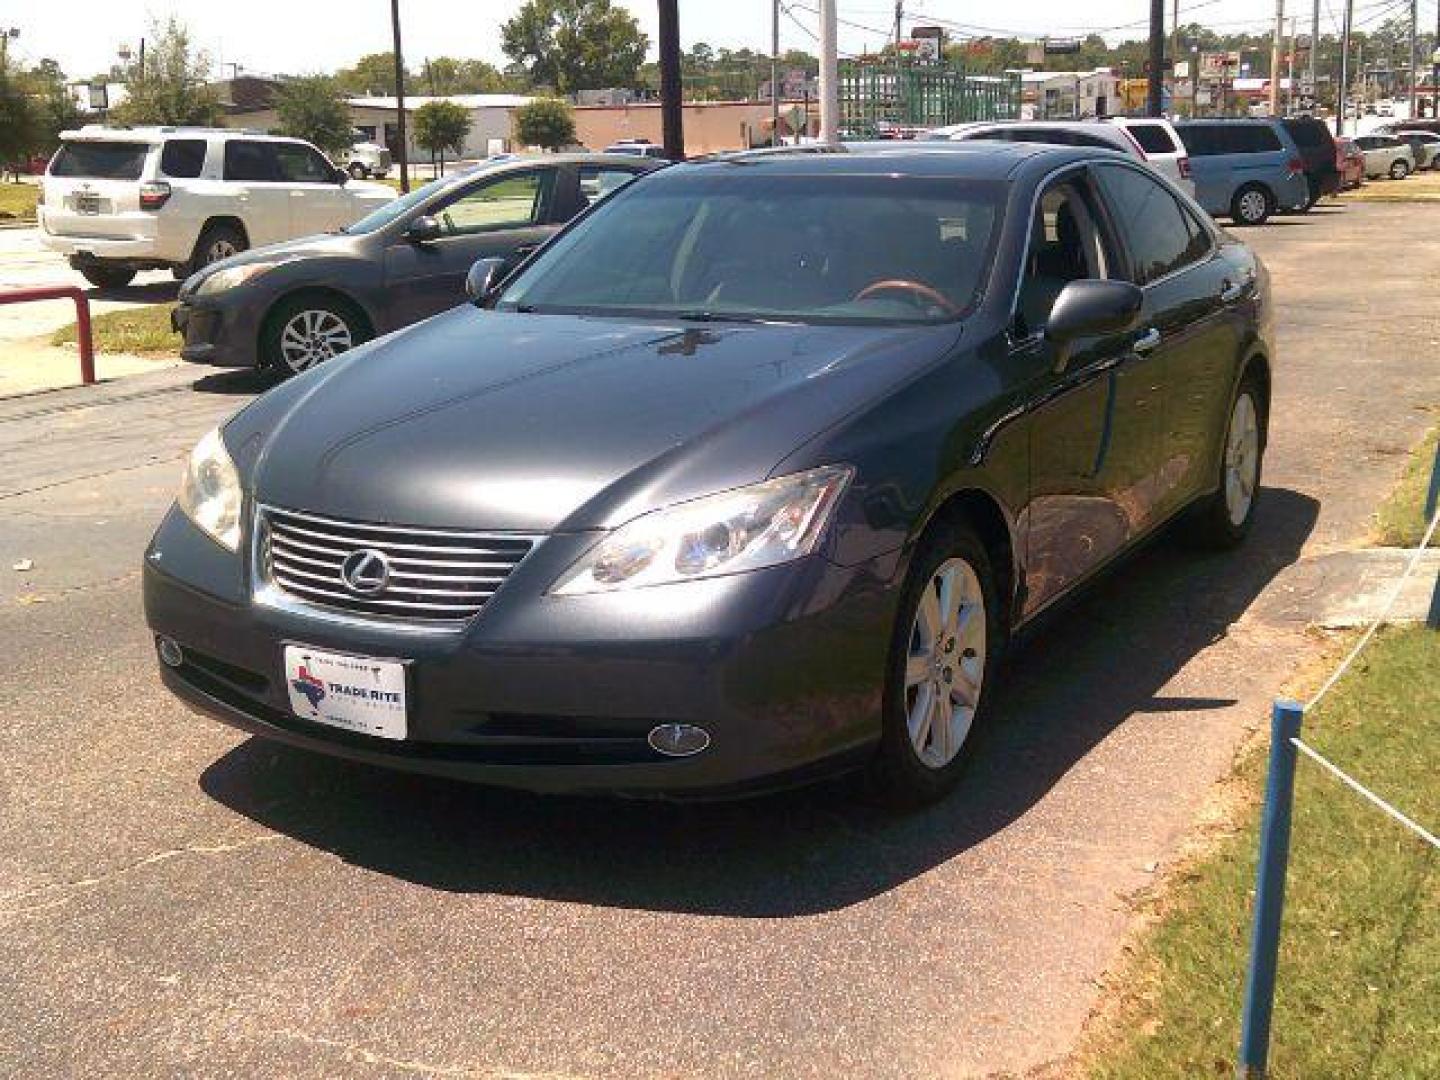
[195,262,280,296]
[552,465,852,595]
[177,426,243,551]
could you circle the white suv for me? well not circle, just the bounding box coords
[39,126,395,288]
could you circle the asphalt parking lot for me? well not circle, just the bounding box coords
[2,201,1438,1079]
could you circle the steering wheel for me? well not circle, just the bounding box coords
[854,279,961,315]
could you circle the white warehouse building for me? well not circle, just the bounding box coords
[345,94,535,160]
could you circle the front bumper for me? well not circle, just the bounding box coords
[143,506,901,796]
[172,296,261,369]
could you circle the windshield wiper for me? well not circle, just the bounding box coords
[675,310,793,325]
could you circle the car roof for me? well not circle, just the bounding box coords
[689,141,1118,181]
[58,125,316,145]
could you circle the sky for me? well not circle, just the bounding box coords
[2,0,1413,81]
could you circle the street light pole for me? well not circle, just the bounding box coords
[390,0,409,193]
[818,0,839,142]
[1336,0,1354,134]
[771,0,780,145]
[1269,0,1284,116]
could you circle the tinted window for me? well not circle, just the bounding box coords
[499,172,1003,325]
[50,141,150,179]
[1179,124,1283,156]
[224,141,277,182]
[343,175,450,235]
[1127,123,1177,154]
[1018,179,1113,334]
[1283,119,1332,149]
[435,170,555,235]
[160,139,207,178]
[1094,165,1208,285]
[273,143,335,183]
[978,128,1119,150]
[578,165,643,206]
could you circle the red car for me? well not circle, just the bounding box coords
[1336,137,1365,190]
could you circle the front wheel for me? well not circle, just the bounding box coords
[1230,184,1273,226]
[868,522,999,808]
[1188,373,1267,548]
[1389,159,1410,180]
[261,294,370,376]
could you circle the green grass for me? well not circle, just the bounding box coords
[51,303,178,355]
[0,182,39,221]
[1085,627,1439,1078]
[1375,422,1439,547]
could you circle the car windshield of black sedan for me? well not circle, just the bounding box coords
[495,170,1003,324]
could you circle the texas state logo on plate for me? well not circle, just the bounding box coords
[283,645,408,740]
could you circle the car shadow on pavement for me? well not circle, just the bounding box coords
[190,369,284,395]
[86,281,179,303]
[200,486,1319,918]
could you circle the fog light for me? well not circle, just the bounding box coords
[647,723,711,758]
[156,636,184,668]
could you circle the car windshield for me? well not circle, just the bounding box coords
[342,175,451,234]
[496,167,1003,324]
[50,141,151,179]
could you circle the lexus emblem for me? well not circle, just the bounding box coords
[340,549,391,595]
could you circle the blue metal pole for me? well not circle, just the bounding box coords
[1426,439,1440,630]
[1237,699,1305,1078]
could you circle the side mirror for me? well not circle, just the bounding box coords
[405,215,442,243]
[466,256,508,302]
[1045,279,1144,344]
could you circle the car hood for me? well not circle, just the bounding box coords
[228,307,961,534]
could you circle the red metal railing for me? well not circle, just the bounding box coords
[0,285,95,385]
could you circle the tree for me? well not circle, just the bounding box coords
[413,100,472,174]
[421,57,510,94]
[0,69,40,179]
[111,17,222,126]
[502,0,648,94]
[16,59,81,157]
[512,97,576,150]
[276,76,353,153]
[336,52,409,97]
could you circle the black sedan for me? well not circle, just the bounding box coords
[144,143,1272,805]
[171,154,660,375]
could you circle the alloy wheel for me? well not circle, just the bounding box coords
[278,309,354,373]
[205,238,239,265]
[1224,391,1260,526]
[1238,190,1267,224]
[903,556,987,770]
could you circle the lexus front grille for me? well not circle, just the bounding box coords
[260,506,537,624]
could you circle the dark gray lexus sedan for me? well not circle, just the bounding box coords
[171,154,659,375]
[144,143,1272,804]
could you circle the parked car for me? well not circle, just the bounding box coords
[38,126,395,288]
[337,136,393,180]
[926,119,1195,196]
[1173,119,1311,225]
[603,139,669,160]
[1352,135,1415,179]
[1335,136,1365,190]
[1103,117,1195,194]
[145,143,1272,805]
[1388,130,1440,169]
[173,154,660,375]
[1280,116,1341,207]
[1375,118,1440,137]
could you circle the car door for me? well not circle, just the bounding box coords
[1091,162,1243,521]
[222,140,293,247]
[382,166,561,326]
[273,142,349,234]
[1013,171,1165,615]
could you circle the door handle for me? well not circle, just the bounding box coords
[1132,327,1162,355]
[1220,279,1247,303]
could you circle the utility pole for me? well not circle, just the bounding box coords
[894,1,904,50]
[658,0,684,160]
[1269,0,1284,116]
[390,0,409,193]
[1171,0,1180,112]
[771,0,780,145]
[1409,0,1418,117]
[1147,0,1165,116]
[1433,2,1439,118]
[1336,0,1354,134]
[1287,17,1297,114]
[1309,0,1319,108]
[819,0,839,142]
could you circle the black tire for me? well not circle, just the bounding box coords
[77,264,136,290]
[867,520,1001,808]
[1188,370,1268,549]
[1230,184,1273,227]
[1389,159,1410,180]
[187,222,248,277]
[347,161,368,180]
[260,293,371,377]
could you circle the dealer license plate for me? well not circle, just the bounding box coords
[283,645,407,740]
[74,193,101,215]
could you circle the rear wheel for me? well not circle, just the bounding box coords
[77,264,136,290]
[1189,372,1267,548]
[868,521,999,807]
[261,294,371,376]
[1230,184,1273,226]
[187,223,247,277]
[1389,158,1410,179]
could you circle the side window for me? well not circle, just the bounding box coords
[1093,164,1205,285]
[274,144,336,183]
[434,170,555,236]
[1128,124,1177,155]
[223,141,277,182]
[578,166,642,207]
[1016,177,1113,335]
[160,139,207,178]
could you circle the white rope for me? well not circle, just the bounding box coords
[1291,737,1440,851]
[1304,503,1440,712]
